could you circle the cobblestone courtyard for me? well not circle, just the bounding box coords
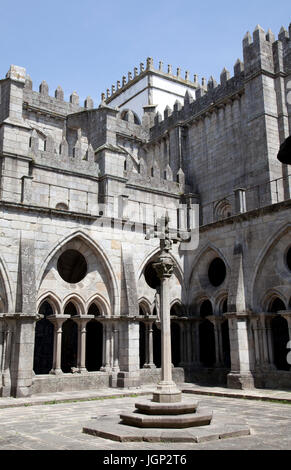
[0,390,291,451]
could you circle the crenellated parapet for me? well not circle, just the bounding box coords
[149,60,245,140]
[242,24,291,76]
[102,57,202,104]
[22,73,95,117]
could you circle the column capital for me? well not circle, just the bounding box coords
[47,314,70,327]
[72,315,94,325]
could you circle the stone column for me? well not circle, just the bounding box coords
[279,311,291,368]
[192,317,201,366]
[259,313,275,370]
[250,315,261,368]
[143,321,155,369]
[152,251,181,403]
[73,316,94,373]
[1,316,15,397]
[48,315,70,375]
[100,321,113,372]
[226,312,255,389]
[113,321,120,372]
[208,316,223,367]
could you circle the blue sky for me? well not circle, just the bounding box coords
[0,0,289,106]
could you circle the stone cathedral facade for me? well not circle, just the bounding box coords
[0,24,290,398]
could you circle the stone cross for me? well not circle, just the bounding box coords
[146,212,182,403]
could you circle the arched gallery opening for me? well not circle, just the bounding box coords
[61,302,78,373]
[33,301,54,374]
[221,298,231,367]
[269,298,289,371]
[199,300,215,367]
[171,321,181,367]
[86,304,103,372]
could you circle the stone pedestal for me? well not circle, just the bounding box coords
[226,312,255,389]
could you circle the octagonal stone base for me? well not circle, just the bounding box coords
[83,414,251,443]
[120,409,212,428]
[135,397,198,415]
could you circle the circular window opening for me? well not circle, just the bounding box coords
[208,258,226,287]
[144,262,161,289]
[286,247,291,272]
[57,250,87,283]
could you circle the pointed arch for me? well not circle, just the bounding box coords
[86,293,111,317]
[36,230,119,316]
[251,223,291,308]
[138,296,152,315]
[188,241,230,288]
[37,292,62,315]
[62,293,86,316]
[0,255,13,313]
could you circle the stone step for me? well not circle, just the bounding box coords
[119,409,213,428]
[134,398,199,415]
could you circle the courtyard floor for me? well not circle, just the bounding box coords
[0,384,291,451]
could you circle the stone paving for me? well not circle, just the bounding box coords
[0,386,291,450]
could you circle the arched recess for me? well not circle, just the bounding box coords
[62,294,86,316]
[61,302,78,372]
[187,243,229,307]
[0,256,13,313]
[268,297,289,371]
[37,292,62,315]
[138,297,151,316]
[251,223,291,311]
[33,299,55,374]
[86,294,111,317]
[199,299,215,367]
[86,302,103,372]
[37,231,119,316]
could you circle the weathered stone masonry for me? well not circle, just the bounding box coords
[0,24,290,397]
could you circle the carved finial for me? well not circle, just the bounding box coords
[193,74,198,84]
[278,26,288,41]
[24,75,33,90]
[243,31,252,48]
[168,64,172,74]
[164,105,172,119]
[106,88,110,98]
[84,96,94,109]
[101,92,106,102]
[154,111,163,125]
[146,57,153,70]
[122,75,127,86]
[117,80,121,90]
[128,71,132,81]
[111,85,116,94]
[159,61,163,71]
[134,67,138,77]
[184,90,194,105]
[173,100,182,112]
[201,77,207,88]
[185,70,190,81]
[70,91,79,106]
[177,67,181,78]
[55,85,64,101]
[140,62,144,73]
[39,80,49,96]
[266,28,275,42]
[208,76,217,89]
[253,24,265,43]
[220,67,230,85]
[234,59,244,76]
